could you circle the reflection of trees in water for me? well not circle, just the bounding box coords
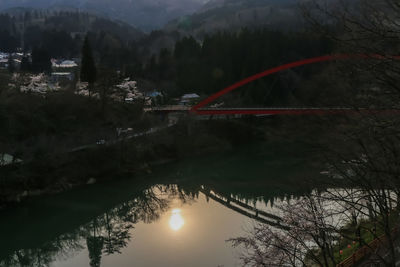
[87,236,103,267]
[0,185,185,267]
[102,212,132,255]
[0,182,297,267]
[200,182,313,209]
[160,184,199,204]
[228,190,311,208]
[0,230,84,267]
[132,187,169,224]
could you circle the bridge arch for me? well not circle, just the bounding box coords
[191,54,398,114]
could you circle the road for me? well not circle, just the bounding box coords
[69,122,176,153]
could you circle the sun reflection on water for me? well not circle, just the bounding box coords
[169,208,184,231]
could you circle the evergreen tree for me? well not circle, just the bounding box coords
[86,219,104,267]
[7,55,15,73]
[20,55,31,72]
[80,35,97,96]
[31,47,51,73]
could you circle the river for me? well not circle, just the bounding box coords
[0,141,324,267]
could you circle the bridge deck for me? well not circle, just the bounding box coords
[144,106,355,115]
[194,107,352,115]
[144,106,397,115]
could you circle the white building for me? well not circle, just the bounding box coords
[182,93,200,100]
[52,59,78,68]
[180,93,200,105]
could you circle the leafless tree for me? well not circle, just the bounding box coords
[230,1,400,265]
[229,194,345,266]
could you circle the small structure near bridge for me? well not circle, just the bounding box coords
[180,93,200,105]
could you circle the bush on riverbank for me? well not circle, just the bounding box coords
[0,90,146,158]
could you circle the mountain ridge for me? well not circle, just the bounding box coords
[164,0,302,38]
[0,0,207,31]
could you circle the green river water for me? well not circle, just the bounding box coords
[0,142,324,267]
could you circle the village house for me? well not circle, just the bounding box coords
[50,72,75,83]
[0,58,7,69]
[0,52,28,69]
[180,93,200,105]
[48,59,79,86]
[0,52,7,59]
[145,91,162,98]
[51,59,78,69]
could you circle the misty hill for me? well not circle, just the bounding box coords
[0,10,145,61]
[0,0,206,31]
[164,0,303,37]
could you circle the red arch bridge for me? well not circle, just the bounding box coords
[144,54,400,116]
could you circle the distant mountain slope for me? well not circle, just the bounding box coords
[0,9,148,62]
[1,8,145,41]
[164,0,303,37]
[0,0,206,31]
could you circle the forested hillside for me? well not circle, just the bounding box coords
[0,0,205,31]
[144,29,334,106]
[0,10,144,57]
[165,0,302,38]
[0,8,339,107]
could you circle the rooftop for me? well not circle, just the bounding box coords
[182,93,200,99]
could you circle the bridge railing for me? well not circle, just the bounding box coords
[337,227,398,267]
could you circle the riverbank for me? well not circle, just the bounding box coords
[0,118,346,267]
[0,100,349,209]
[0,134,328,260]
[0,146,322,267]
[0,117,266,208]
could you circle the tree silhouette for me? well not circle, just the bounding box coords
[80,35,97,96]
[87,236,104,267]
[97,67,120,118]
[31,47,51,73]
[86,219,104,267]
[20,55,31,72]
[7,55,15,73]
